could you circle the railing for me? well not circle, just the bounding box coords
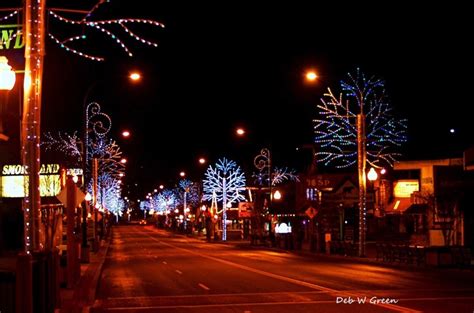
[375,243,426,265]
[330,241,359,256]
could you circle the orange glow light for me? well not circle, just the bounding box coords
[122,130,130,138]
[130,72,141,81]
[305,70,318,81]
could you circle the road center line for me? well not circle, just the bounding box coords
[198,283,210,290]
[175,269,183,275]
[162,261,167,264]
[142,230,420,313]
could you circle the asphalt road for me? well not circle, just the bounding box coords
[91,226,474,313]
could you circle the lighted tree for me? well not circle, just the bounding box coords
[42,133,125,188]
[202,158,246,241]
[107,197,125,223]
[153,189,178,213]
[94,171,124,222]
[177,179,200,209]
[139,199,152,218]
[314,68,407,168]
[42,132,82,164]
[176,179,200,231]
[90,137,125,179]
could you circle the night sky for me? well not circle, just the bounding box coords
[2,1,472,200]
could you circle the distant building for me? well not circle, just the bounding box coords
[391,157,474,248]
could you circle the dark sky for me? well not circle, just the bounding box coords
[2,1,472,200]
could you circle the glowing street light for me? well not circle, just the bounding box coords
[129,72,141,81]
[122,130,131,138]
[199,157,206,165]
[305,70,318,82]
[236,128,245,136]
[367,167,378,182]
[0,56,16,90]
[0,56,16,142]
[273,190,282,200]
[179,171,186,177]
[85,192,92,202]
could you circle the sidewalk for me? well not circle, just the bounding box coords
[58,238,110,313]
[184,230,473,272]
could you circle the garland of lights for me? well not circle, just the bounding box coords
[1,1,164,62]
[82,0,110,22]
[314,68,407,169]
[0,10,18,22]
[48,9,164,61]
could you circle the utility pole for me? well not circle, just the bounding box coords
[16,2,47,312]
[357,113,367,257]
[22,0,46,253]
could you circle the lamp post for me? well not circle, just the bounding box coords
[84,101,111,250]
[368,167,384,217]
[254,147,272,243]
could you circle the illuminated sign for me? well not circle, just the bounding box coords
[393,180,419,198]
[275,222,292,234]
[1,164,61,198]
[0,24,25,50]
[2,163,60,175]
[66,168,83,176]
[1,175,61,198]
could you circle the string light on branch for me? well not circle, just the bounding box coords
[0,10,19,22]
[49,33,105,61]
[314,68,407,169]
[48,8,165,61]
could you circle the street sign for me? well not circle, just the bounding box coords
[305,206,318,219]
[56,185,85,208]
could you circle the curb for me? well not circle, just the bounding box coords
[82,235,112,312]
[59,233,112,313]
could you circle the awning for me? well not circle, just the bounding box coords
[385,198,412,214]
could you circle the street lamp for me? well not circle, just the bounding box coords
[0,56,16,142]
[121,130,131,138]
[367,167,378,182]
[368,167,384,217]
[0,56,16,90]
[305,70,318,82]
[236,128,245,136]
[129,71,141,81]
[254,147,273,242]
